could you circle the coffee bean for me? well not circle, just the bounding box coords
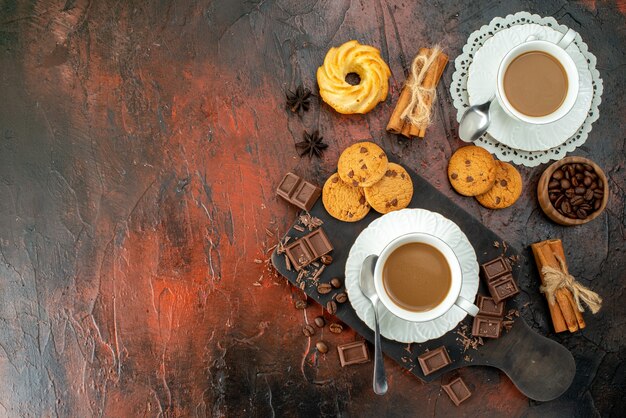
[584,189,594,201]
[565,189,575,199]
[575,164,584,173]
[330,277,342,289]
[579,203,592,211]
[583,176,592,187]
[571,177,579,187]
[317,283,332,294]
[335,292,348,303]
[567,165,576,178]
[329,323,343,334]
[316,341,329,353]
[560,179,571,189]
[583,163,593,171]
[561,201,571,214]
[575,187,586,195]
[549,193,559,202]
[575,173,584,181]
[590,182,597,190]
[576,209,588,219]
[554,194,564,208]
[295,300,308,310]
[597,179,603,189]
[594,199,602,210]
[552,170,564,180]
[326,300,337,315]
[571,196,584,206]
[314,316,325,328]
[303,324,315,337]
[593,189,604,199]
[320,255,333,265]
[548,180,560,189]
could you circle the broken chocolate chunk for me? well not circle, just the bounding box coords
[417,346,451,376]
[337,341,369,366]
[442,377,472,406]
[472,315,502,338]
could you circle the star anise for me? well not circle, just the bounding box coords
[296,130,328,159]
[286,85,312,114]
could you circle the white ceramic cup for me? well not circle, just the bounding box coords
[373,232,479,323]
[496,28,579,124]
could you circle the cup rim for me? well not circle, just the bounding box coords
[373,232,463,323]
[496,39,579,125]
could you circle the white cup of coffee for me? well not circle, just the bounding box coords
[496,28,579,124]
[373,232,479,323]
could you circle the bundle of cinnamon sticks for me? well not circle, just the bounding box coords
[386,47,448,138]
[531,239,585,333]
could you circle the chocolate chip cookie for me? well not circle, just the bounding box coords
[364,163,413,213]
[322,173,370,222]
[475,161,522,209]
[337,142,388,188]
[447,146,497,196]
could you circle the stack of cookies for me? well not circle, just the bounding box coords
[322,142,414,222]
[447,146,522,209]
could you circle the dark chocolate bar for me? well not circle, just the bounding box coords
[284,228,333,270]
[480,256,512,283]
[442,377,472,406]
[337,340,370,367]
[472,315,503,339]
[487,273,520,304]
[477,295,505,317]
[276,172,321,211]
[417,346,451,376]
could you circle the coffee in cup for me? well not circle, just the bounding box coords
[503,51,568,117]
[382,242,452,312]
[373,232,479,323]
[496,28,579,125]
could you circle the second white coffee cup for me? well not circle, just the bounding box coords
[373,232,479,323]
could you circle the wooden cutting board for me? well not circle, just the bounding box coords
[271,165,575,401]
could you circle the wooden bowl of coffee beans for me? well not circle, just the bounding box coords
[537,157,608,226]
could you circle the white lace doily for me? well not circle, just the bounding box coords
[451,11,603,167]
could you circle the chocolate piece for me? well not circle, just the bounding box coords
[284,240,314,270]
[276,172,321,211]
[417,346,451,376]
[472,315,502,338]
[480,256,512,283]
[337,341,370,367]
[284,228,333,271]
[487,273,520,304]
[442,377,472,406]
[476,295,505,317]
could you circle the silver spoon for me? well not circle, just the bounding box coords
[458,94,495,142]
[359,254,387,395]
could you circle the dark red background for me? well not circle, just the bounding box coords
[0,0,624,416]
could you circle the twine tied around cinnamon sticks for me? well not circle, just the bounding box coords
[399,46,443,128]
[386,47,448,138]
[540,255,603,314]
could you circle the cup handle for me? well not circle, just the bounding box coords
[455,296,480,317]
[556,28,576,50]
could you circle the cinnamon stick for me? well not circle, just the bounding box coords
[531,239,584,333]
[531,242,568,333]
[386,48,448,139]
[416,52,448,138]
[549,240,586,330]
[387,80,412,134]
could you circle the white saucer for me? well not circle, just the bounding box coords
[344,209,479,343]
[467,23,593,152]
